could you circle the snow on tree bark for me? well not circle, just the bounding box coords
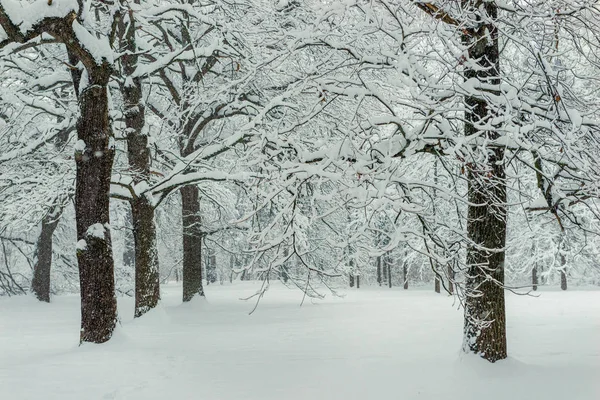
[117,3,160,318]
[460,0,508,363]
[181,184,204,302]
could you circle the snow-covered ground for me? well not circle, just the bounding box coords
[1,283,599,399]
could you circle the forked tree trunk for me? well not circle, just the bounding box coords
[181,185,204,301]
[31,208,62,302]
[75,75,117,344]
[118,6,160,317]
[461,1,507,363]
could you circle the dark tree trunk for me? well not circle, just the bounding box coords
[356,275,360,289]
[560,253,567,291]
[75,76,117,344]
[403,264,408,290]
[461,1,507,363]
[181,185,204,301]
[434,275,441,293]
[387,257,392,288]
[532,265,538,291]
[349,273,355,288]
[118,7,160,318]
[376,256,382,286]
[131,199,160,316]
[448,264,455,295]
[31,208,61,302]
[122,207,135,269]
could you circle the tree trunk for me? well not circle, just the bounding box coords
[131,198,160,317]
[349,273,355,288]
[122,207,135,269]
[181,185,204,301]
[31,208,61,302]
[434,275,441,293]
[532,265,538,291]
[461,1,507,363]
[376,256,382,286]
[118,7,161,318]
[387,257,392,288]
[448,264,455,295]
[560,253,567,291]
[403,264,408,290]
[356,275,360,289]
[75,78,117,344]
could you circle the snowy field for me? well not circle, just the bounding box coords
[1,283,599,400]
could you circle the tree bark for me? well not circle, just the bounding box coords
[403,264,408,290]
[532,265,538,291]
[118,5,160,317]
[181,185,204,301]
[448,264,455,295]
[559,253,567,291]
[75,78,117,344]
[387,257,392,288]
[349,273,355,288]
[461,1,507,363]
[434,275,441,293]
[376,256,382,286]
[31,208,61,302]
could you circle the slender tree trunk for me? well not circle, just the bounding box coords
[349,274,355,288]
[356,275,360,289]
[31,208,61,302]
[376,256,382,286]
[461,1,507,362]
[118,6,160,317]
[75,77,117,344]
[387,257,392,288]
[181,185,204,301]
[448,264,455,295]
[122,207,135,269]
[532,265,538,291]
[403,264,408,290]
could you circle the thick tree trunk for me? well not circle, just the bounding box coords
[75,80,117,344]
[118,5,160,317]
[181,185,204,301]
[131,198,160,317]
[461,1,507,363]
[31,208,61,302]
[434,275,441,293]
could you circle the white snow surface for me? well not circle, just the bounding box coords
[0,283,598,399]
